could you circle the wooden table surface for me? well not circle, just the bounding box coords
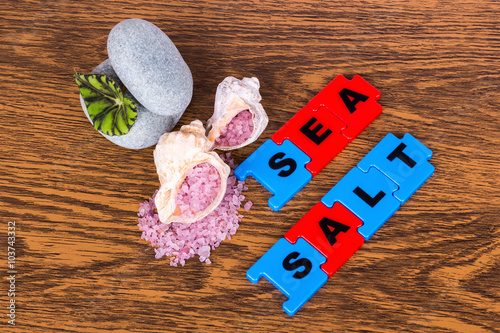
[1,0,499,332]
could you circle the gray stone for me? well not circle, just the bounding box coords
[107,18,193,117]
[80,59,181,149]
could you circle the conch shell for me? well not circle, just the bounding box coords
[206,76,268,150]
[154,120,230,224]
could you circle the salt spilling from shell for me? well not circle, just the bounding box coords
[138,153,251,266]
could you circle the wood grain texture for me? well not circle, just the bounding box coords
[0,0,499,332]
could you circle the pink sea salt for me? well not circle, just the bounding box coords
[244,201,253,211]
[175,162,220,219]
[138,153,252,266]
[215,110,254,147]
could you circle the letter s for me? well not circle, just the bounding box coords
[282,251,312,279]
[269,152,297,177]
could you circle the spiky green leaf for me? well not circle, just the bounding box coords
[74,71,137,136]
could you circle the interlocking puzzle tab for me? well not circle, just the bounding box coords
[357,133,435,203]
[307,75,382,141]
[247,133,434,316]
[235,75,382,210]
[246,238,328,316]
[321,167,401,240]
[285,202,365,277]
[272,106,348,176]
[234,139,312,211]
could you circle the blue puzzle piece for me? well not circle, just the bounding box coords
[321,167,401,240]
[235,139,312,211]
[357,133,434,203]
[247,238,327,316]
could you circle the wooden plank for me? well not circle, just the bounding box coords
[0,0,498,331]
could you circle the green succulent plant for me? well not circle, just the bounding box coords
[74,71,137,136]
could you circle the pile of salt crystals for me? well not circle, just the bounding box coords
[138,153,252,266]
[139,76,266,265]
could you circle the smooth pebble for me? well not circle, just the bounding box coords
[107,18,193,117]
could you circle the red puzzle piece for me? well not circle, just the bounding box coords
[307,75,382,141]
[285,202,365,277]
[271,106,348,176]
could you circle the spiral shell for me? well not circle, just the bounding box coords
[206,76,268,150]
[154,120,230,224]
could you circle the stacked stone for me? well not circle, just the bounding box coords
[80,19,193,149]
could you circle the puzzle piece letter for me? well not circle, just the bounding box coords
[285,202,365,277]
[246,238,328,316]
[357,133,435,203]
[307,75,382,141]
[272,106,348,176]
[321,167,401,240]
[235,139,312,211]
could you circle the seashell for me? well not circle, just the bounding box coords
[154,120,230,224]
[206,76,268,150]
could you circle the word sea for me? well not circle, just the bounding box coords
[235,75,382,210]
